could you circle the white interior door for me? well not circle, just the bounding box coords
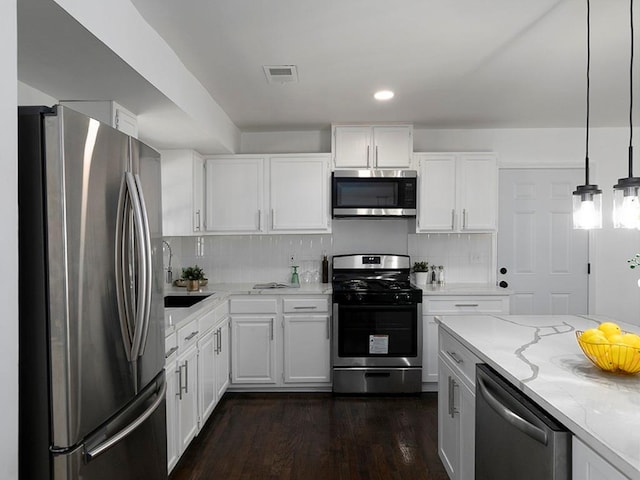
[498,168,588,314]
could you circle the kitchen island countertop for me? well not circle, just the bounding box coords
[438,314,640,480]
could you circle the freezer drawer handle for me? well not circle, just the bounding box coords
[477,376,548,445]
[84,380,167,461]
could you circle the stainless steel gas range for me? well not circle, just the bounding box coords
[331,254,423,394]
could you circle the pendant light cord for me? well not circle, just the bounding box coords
[585,0,591,185]
[629,0,635,176]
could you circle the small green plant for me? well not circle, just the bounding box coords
[628,254,640,269]
[413,261,429,272]
[181,265,206,280]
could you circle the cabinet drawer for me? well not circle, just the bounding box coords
[165,332,178,364]
[425,296,508,314]
[230,298,278,314]
[198,308,217,334]
[439,330,480,388]
[283,297,328,313]
[177,318,200,351]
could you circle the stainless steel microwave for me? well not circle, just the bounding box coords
[331,169,417,218]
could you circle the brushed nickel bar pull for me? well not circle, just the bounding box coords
[463,209,467,229]
[185,331,199,341]
[165,346,179,359]
[455,304,479,307]
[293,306,317,310]
[451,209,455,230]
[447,350,464,364]
[184,360,189,394]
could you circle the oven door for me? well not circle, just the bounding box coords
[332,302,422,367]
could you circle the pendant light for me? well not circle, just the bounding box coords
[613,0,640,228]
[573,0,603,229]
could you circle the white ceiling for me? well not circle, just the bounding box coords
[17,0,640,150]
[127,0,638,131]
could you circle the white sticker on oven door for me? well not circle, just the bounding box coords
[369,335,389,354]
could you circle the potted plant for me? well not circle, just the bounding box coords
[181,265,206,292]
[413,261,429,286]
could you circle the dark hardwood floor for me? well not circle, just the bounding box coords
[170,392,449,480]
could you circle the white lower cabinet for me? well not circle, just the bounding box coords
[424,294,509,385]
[176,344,199,455]
[573,437,628,480]
[230,295,331,389]
[166,300,230,474]
[283,314,331,383]
[231,315,278,383]
[437,328,480,480]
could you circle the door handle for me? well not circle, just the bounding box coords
[446,350,464,364]
[499,281,509,288]
[477,376,548,445]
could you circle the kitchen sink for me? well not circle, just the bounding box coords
[164,294,212,308]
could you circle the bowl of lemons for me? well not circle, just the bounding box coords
[576,322,640,374]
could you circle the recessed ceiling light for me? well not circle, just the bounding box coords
[374,90,394,101]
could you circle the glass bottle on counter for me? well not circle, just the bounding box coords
[430,265,437,285]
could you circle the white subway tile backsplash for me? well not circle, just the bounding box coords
[164,228,494,284]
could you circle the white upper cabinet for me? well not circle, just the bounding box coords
[161,149,205,236]
[205,154,331,234]
[332,124,413,169]
[205,156,265,233]
[416,153,497,232]
[269,155,330,233]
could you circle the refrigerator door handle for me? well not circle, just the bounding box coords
[84,379,166,461]
[115,173,148,363]
[132,174,153,356]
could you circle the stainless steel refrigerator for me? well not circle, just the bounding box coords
[18,105,167,480]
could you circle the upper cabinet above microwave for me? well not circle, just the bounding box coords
[332,124,413,169]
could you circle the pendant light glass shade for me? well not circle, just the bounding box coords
[573,0,602,229]
[613,0,638,229]
[573,185,603,229]
[613,169,640,228]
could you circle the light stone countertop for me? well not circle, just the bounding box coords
[438,314,640,480]
[418,282,511,295]
[163,282,332,335]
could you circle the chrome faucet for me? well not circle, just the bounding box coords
[162,240,173,284]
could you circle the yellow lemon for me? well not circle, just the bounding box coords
[598,322,622,337]
[580,328,607,342]
[607,333,625,345]
[622,333,640,349]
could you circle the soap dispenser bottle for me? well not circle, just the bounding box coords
[291,265,300,286]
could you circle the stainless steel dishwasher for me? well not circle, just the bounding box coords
[475,364,571,480]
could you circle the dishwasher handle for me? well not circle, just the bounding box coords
[477,375,548,446]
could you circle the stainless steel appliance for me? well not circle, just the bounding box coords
[332,254,422,393]
[475,364,571,480]
[331,170,417,217]
[18,106,167,480]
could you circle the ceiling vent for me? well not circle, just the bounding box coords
[263,65,299,84]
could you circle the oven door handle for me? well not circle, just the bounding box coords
[476,376,548,446]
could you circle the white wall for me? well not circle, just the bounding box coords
[18,80,58,106]
[240,126,640,325]
[2,1,19,478]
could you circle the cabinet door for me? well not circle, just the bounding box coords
[573,437,628,480]
[283,315,331,383]
[192,153,205,232]
[417,154,457,231]
[165,363,179,473]
[333,126,372,168]
[458,154,497,231]
[372,126,412,168]
[458,380,475,480]
[422,315,439,383]
[269,156,330,232]
[230,316,277,384]
[215,318,230,398]
[205,157,265,232]
[197,328,216,427]
[161,149,200,236]
[177,346,199,455]
[438,359,460,480]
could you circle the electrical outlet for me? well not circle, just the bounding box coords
[289,255,296,266]
[469,252,481,264]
